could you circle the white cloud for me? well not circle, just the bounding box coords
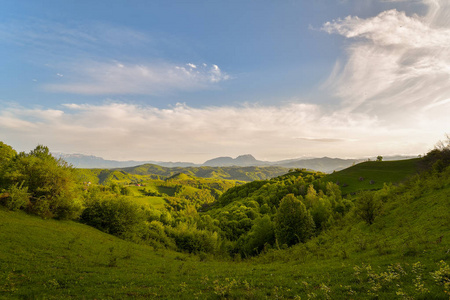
[320,0,450,123]
[0,101,444,162]
[45,61,230,95]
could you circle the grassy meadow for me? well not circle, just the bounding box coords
[323,158,421,195]
[1,173,449,299]
[1,141,449,299]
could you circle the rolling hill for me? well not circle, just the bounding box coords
[78,164,291,184]
[323,158,421,194]
[1,162,449,299]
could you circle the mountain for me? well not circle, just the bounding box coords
[54,153,197,169]
[55,152,418,174]
[202,154,268,167]
[202,155,361,172]
[274,157,362,173]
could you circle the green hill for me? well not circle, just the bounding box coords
[92,164,289,183]
[323,158,420,194]
[1,141,449,298]
[1,165,449,299]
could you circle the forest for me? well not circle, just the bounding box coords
[0,138,449,299]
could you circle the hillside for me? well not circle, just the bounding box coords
[1,141,449,298]
[323,158,421,194]
[1,165,449,299]
[78,164,291,184]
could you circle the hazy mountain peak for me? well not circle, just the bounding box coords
[203,154,264,167]
[235,154,257,161]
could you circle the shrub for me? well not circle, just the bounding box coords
[167,223,219,254]
[0,182,30,211]
[0,144,81,219]
[80,195,146,240]
[355,191,383,225]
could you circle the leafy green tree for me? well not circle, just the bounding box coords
[0,142,16,167]
[377,156,383,162]
[304,184,318,208]
[310,197,332,232]
[355,191,383,225]
[0,144,82,219]
[238,215,275,257]
[0,142,17,188]
[275,194,315,247]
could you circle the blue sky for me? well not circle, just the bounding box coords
[1,0,448,163]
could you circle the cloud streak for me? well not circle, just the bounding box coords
[321,0,450,121]
[45,62,230,95]
[1,19,230,95]
[0,18,150,54]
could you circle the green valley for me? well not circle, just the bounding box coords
[0,140,449,299]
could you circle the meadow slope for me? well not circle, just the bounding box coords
[1,166,449,299]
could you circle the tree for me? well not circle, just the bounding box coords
[355,191,383,225]
[238,215,275,257]
[0,142,17,188]
[0,142,16,166]
[275,194,315,247]
[0,144,82,219]
[377,156,383,162]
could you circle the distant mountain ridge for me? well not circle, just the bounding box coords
[202,154,266,167]
[54,153,196,169]
[55,152,417,173]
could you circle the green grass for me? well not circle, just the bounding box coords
[126,195,166,209]
[323,158,420,194]
[1,170,449,299]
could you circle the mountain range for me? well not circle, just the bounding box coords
[55,153,417,173]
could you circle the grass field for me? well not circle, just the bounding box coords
[126,195,166,209]
[1,169,449,299]
[323,158,420,194]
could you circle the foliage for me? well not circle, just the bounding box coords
[0,182,30,211]
[275,194,315,246]
[167,223,220,254]
[0,138,450,299]
[236,215,275,257]
[422,134,450,171]
[80,193,146,240]
[0,141,16,168]
[82,164,290,183]
[355,191,383,225]
[0,144,82,219]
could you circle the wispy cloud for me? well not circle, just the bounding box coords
[0,18,150,54]
[45,61,230,95]
[321,0,450,120]
[0,18,230,95]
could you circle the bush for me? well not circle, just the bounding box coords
[80,195,146,240]
[0,144,81,219]
[0,182,30,211]
[167,223,219,254]
[355,191,383,225]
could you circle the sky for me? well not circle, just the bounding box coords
[0,0,449,163]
